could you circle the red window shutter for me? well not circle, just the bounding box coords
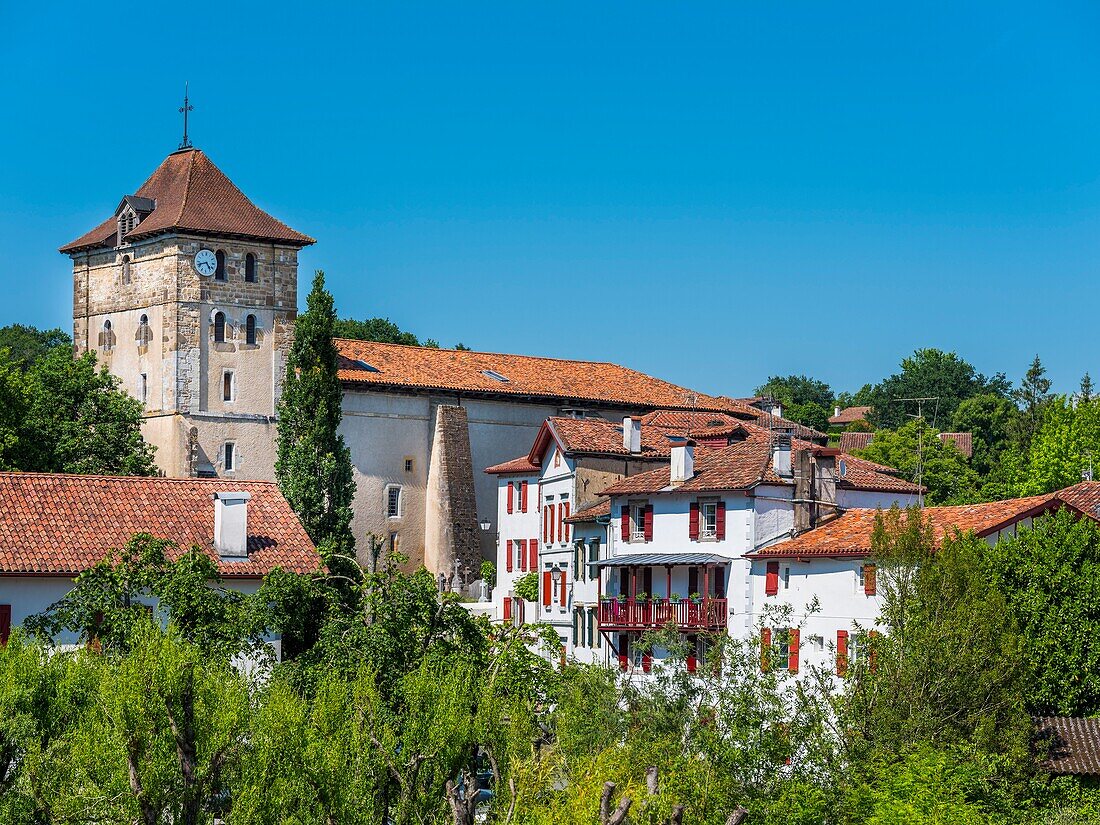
[560,573,567,607]
[505,540,513,572]
[643,504,654,542]
[521,480,529,512]
[621,506,630,543]
[503,597,512,621]
[507,482,514,514]
[544,506,550,543]
[836,630,849,676]
[0,604,9,646]
[765,561,780,596]
[686,655,697,673]
[563,502,571,541]
[788,628,799,673]
[642,654,652,673]
[529,539,538,569]
[518,539,527,571]
[760,627,772,672]
[689,501,700,541]
[716,501,726,541]
[542,571,552,606]
[864,563,877,596]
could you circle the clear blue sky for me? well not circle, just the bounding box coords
[2,2,1098,398]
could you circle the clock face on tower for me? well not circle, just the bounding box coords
[194,249,217,277]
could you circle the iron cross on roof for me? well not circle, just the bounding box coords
[178,82,194,150]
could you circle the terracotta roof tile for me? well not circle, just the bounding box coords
[937,432,973,459]
[828,406,872,426]
[1036,717,1100,775]
[336,340,737,410]
[0,472,319,578]
[60,149,314,253]
[720,398,828,442]
[601,424,920,497]
[1056,481,1100,514]
[566,499,611,523]
[839,432,875,453]
[747,493,1089,558]
[484,456,541,475]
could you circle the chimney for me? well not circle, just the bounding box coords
[670,438,695,483]
[772,435,792,478]
[213,491,251,558]
[623,416,642,454]
[834,406,841,418]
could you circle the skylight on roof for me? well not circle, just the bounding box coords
[356,360,380,373]
[481,369,510,383]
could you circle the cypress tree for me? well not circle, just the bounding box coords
[275,271,356,568]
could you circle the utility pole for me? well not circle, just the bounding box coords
[894,397,939,509]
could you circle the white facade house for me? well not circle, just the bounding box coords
[597,427,922,674]
[0,473,319,654]
[487,411,753,662]
[745,482,1100,677]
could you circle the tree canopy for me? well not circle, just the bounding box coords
[754,374,834,431]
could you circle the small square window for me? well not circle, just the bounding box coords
[404,457,414,473]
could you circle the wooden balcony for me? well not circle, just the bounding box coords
[598,598,727,632]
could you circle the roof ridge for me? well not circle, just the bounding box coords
[336,337,628,368]
[0,471,279,486]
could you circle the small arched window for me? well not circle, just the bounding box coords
[139,313,148,326]
[101,319,113,351]
[213,311,226,343]
[245,314,257,345]
[121,255,131,285]
[245,253,257,283]
[214,250,227,281]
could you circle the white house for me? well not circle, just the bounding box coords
[0,472,320,654]
[595,426,922,673]
[746,482,1100,676]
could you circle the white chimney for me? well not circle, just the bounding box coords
[834,406,841,418]
[670,439,695,483]
[214,492,251,558]
[772,436,792,477]
[623,416,642,454]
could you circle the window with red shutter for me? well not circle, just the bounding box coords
[507,482,514,514]
[563,501,570,541]
[643,504,654,542]
[836,630,849,676]
[689,501,700,541]
[716,501,726,540]
[765,561,780,596]
[621,506,630,544]
[542,571,552,607]
[559,570,567,607]
[503,597,512,622]
[521,480,529,512]
[517,539,527,571]
[529,539,538,569]
[788,628,799,673]
[760,627,772,672]
[864,563,877,596]
[505,539,513,572]
[544,505,551,543]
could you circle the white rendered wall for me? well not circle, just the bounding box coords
[492,471,541,627]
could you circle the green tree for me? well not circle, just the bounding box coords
[0,351,28,470]
[844,509,1031,767]
[755,374,834,432]
[853,419,980,504]
[1080,372,1094,403]
[0,324,70,368]
[18,347,157,475]
[1011,354,1054,452]
[986,509,1100,716]
[868,349,1010,430]
[276,271,357,571]
[950,393,1017,477]
[1017,396,1100,495]
[334,316,421,346]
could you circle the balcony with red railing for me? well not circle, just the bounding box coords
[598,597,727,632]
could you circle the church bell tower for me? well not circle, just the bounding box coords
[59,144,315,480]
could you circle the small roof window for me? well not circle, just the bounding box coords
[481,369,509,383]
[356,360,380,373]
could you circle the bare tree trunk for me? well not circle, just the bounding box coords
[165,663,202,825]
[667,805,685,825]
[645,765,659,796]
[600,782,616,824]
[725,807,749,825]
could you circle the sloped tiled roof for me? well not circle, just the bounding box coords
[336,340,736,410]
[484,456,541,475]
[60,149,315,253]
[828,406,872,426]
[1057,481,1100,514]
[839,431,875,453]
[600,425,920,497]
[0,473,319,578]
[566,499,612,523]
[937,432,973,459]
[1036,717,1100,775]
[719,398,828,442]
[746,493,1090,559]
